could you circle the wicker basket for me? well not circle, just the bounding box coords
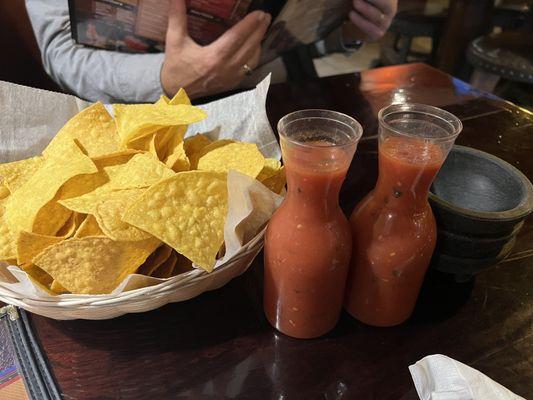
[0,229,264,320]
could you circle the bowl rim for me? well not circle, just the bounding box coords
[429,145,533,221]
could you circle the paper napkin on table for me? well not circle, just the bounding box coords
[409,355,525,400]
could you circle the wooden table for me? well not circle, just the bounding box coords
[28,63,533,399]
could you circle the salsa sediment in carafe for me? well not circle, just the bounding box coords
[265,131,359,339]
[344,136,445,327]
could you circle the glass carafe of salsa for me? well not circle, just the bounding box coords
[344,103,462,327]
[264,109,363,339]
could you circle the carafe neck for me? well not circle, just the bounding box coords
[374,144,443,211]
[285,166,347,220]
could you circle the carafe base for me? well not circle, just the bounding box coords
[343,305,412,328]
[265,308,340,339]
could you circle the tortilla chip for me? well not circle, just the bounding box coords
[21,263,54,293]
[50,280,69,294]
[74,215,104,238]
[114,103,206,144]
[165,142,190,172]
[34,236,160,294]
[17,231,65,265]
[110,153,175,190]
[137,245,173,276]
[169,88,192,106]
[257,158,282,181]
[123,171,228,271]
[0,198,16,262]
[0,185,10,199]
[94,189,151,241]
[183,134,212,159]
[197,141,265,178]
[0,156,44,193]
[261,166,286,194]
[5,140,97,235]
[171,253,194,276]
[188,139,233,169]
[32,200,73,236]
[55,212,84,237]
[151,252,177,278]
[43,102,123,158]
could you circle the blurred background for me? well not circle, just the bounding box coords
[1,0,531,109]
[313,0,532,110]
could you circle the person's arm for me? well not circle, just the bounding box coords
[346,0,397,42]
[25,0,165,103]
[315,0,397,57]
[160,0,270,99]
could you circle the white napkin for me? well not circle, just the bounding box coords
[409,355,525,400]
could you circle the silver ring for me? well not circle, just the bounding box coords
[243,64,253,76]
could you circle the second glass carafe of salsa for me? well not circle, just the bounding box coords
[264,109,363,339]
[344,103,462,327]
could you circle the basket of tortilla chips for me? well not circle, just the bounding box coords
[0,78,284,320]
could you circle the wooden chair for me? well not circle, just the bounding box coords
[467,29,533,108]
[380,9,447,65]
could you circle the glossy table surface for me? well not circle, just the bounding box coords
[29,63,533,399]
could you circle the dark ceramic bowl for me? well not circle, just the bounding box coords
[435,222,523,259]
[429,145,533,278]
[431,237,516,281]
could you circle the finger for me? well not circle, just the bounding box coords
[211,11,270,58]
[236,47,262,78]
[234,15,270,63]
[352,0,387,26]
[166,0,188,45]
[247,46,262,70]
[349,10,384,41]
[235,44,262,76]
[359,0,395,16]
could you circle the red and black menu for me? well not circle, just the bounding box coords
[69,0,350,63]
[69,0,252,53]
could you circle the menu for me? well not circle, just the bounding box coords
[69,0,350,63]
[69,0,252,52]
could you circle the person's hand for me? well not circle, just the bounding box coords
[161,0,271,99]
[346,0,397,42]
